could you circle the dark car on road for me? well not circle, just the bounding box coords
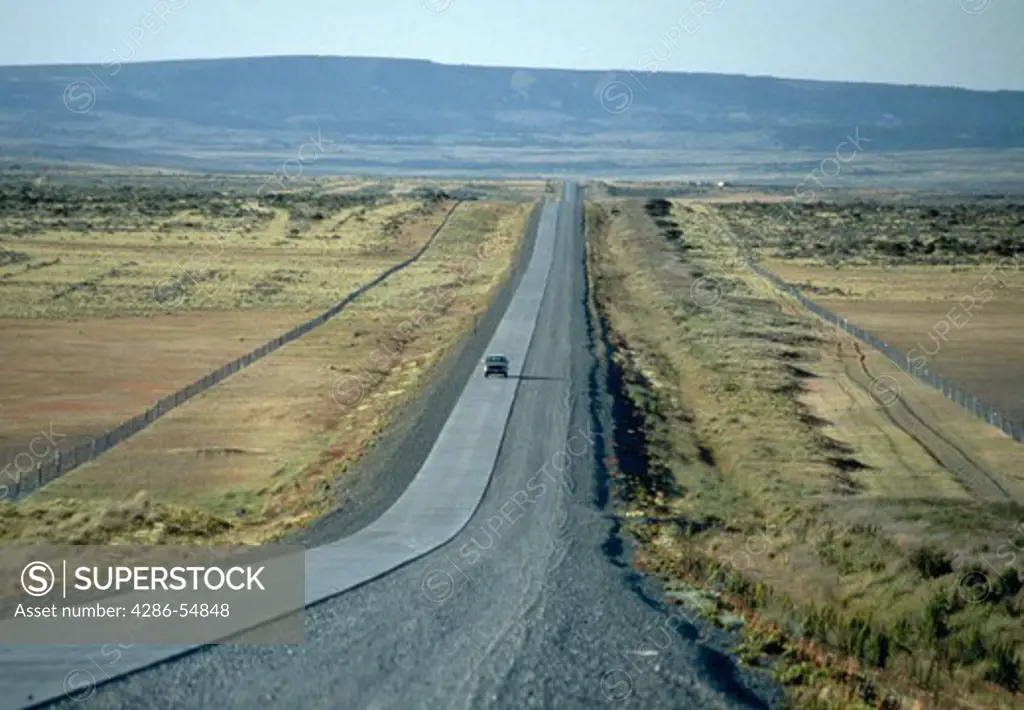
[483,353,509,378]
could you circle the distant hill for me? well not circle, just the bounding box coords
[1,55,1022,176]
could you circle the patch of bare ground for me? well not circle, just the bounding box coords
[0,201,532,546]
[588,198,1024,710]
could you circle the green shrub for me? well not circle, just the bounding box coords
[997,568,1022,599]
[867,627,891,669]
[951,627,987,665]
[923,591,950,643]
[910,546,953,579]
[984,643,1021,693]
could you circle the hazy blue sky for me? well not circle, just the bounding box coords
[2,0,1021,90]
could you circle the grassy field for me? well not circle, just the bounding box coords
[0,181,459,467]
[588,197,1024,709]
[0,174,532,546]
[0,181,455,318]
[707,199,1024,264]
[760,261,1024,426]
[0,310,321,474]
[700,197,1024,428]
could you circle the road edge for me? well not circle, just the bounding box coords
[296,199,544,547]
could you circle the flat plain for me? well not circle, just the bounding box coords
[0,173,535,545]
[765,261,1024,425]
[725,198,1024,427]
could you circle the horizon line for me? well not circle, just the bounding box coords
[0,53,1019,95]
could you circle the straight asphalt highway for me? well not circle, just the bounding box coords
[35,183,782,709]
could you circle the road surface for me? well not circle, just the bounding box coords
[33,183,783,709]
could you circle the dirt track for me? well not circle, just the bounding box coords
[765,285,1021,504]
[840,339,1017,502]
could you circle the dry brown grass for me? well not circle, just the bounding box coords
[0,309,319,466]
[0,200,532,545]
[0,197,458,476]
[0,192,447,318]
[763,259,1024,426]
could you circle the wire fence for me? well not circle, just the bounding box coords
[747,261,1024,443]
[3,201,462,501]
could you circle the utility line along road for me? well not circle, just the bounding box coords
[30,183,780,710]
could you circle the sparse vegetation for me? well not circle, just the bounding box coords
[0,173,532,546]
[699,195,1024,429]
[588,196,1024,709]
[712,199,1024,265]
[0,174,550,318]
[911,546,955,579]
[0,184,442,317]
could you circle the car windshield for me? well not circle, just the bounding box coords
[486,355,507,363]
